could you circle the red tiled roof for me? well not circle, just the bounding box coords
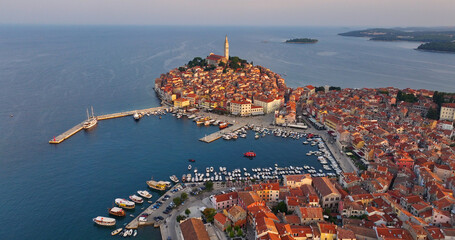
[180,218,210,240]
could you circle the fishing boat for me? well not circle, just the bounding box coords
[188,164,192,170]
[108,207,126,217]
[210,166,214,172]
[204,120,211,126]
[133,230,137,237]
[129,195,144,204]
[111,228,122,236]
[146,180,171,191]
[219,122,228,129]
[115,198,135,209]
[83,107,97,130]
[137,190,152,199]
[93,216,116,226]
[189,159,196,162]
[244,151,256,158]
[170,175,179,183]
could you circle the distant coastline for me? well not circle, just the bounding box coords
[339,27,455,53]
[285,38,318,44]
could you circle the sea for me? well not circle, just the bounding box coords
[0,25,455,239]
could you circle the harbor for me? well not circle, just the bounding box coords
[49,106,165,144]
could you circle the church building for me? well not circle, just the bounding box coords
[206,35,229,65]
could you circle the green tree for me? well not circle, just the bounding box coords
[272,201,288,214]
[329,86,341,91]
[176,215,186,222]
[178,67,186,72]
[234,225,240,231]
[237,229,243,237]
[181,192,188,201]
[185,209,191,215]
[229,231,235,238]
[173,197,182,206]
[202,208,217,223]
[226,226,232,232]
[397,90,418,103]
[205,181,214,191]
[426,107,439,120]
[315,86,325,92]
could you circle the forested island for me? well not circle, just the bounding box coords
[285,38,318,44]
[417,42,455,53]
[339,27,455,53]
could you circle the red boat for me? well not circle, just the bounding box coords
[108,207,126,217]
[307,133,314,138]
[188,159,196,162]
[219,122,228,130]
[244,152,256,158]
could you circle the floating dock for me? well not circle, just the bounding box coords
[199,124,246,143]
[49,106,165,144]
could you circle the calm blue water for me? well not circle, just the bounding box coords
[0,25,455,239]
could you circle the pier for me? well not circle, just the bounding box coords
[49,106,165,144]
[199,124,246,143]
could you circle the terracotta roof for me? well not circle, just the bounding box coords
[238,191,261,207]
[206,54,225,61]
[284,215,301,225]
[337,228,356,239]
[214,213,228,225]
[180,218,210,240]
[312,177,340,197]
[214,192,238,203]
[298,207,323,219]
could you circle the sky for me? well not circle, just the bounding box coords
[1,0,454,26]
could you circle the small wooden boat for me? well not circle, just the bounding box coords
[108,207,126,217]
[111,228,122,236]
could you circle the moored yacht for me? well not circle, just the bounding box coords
[129,195,144,204]
[83,107,97,129]
[169,175,179,183]
[137,190,152,199]
[93,216,116,226]
[115,198,135,209]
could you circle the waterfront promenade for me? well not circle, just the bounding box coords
[49,106,165,144]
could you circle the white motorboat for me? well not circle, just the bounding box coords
[93,216,116,226]
[170,175,179,183]
[137,190,152,199]
[129,195,144,204]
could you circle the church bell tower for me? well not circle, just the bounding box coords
[224,35,229,60]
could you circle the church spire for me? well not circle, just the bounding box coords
[224,35,229,60]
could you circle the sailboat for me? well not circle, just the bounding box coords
[83,106,97,130]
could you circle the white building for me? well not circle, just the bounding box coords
[229,100,252,116]
[440,103,455,121]
[253,97,282,114]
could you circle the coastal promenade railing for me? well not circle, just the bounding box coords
[49,106,164,144]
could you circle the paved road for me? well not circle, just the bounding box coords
[161,184,235,240]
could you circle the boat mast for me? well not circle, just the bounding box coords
[91,106,95,119]
[86,108,90,120]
